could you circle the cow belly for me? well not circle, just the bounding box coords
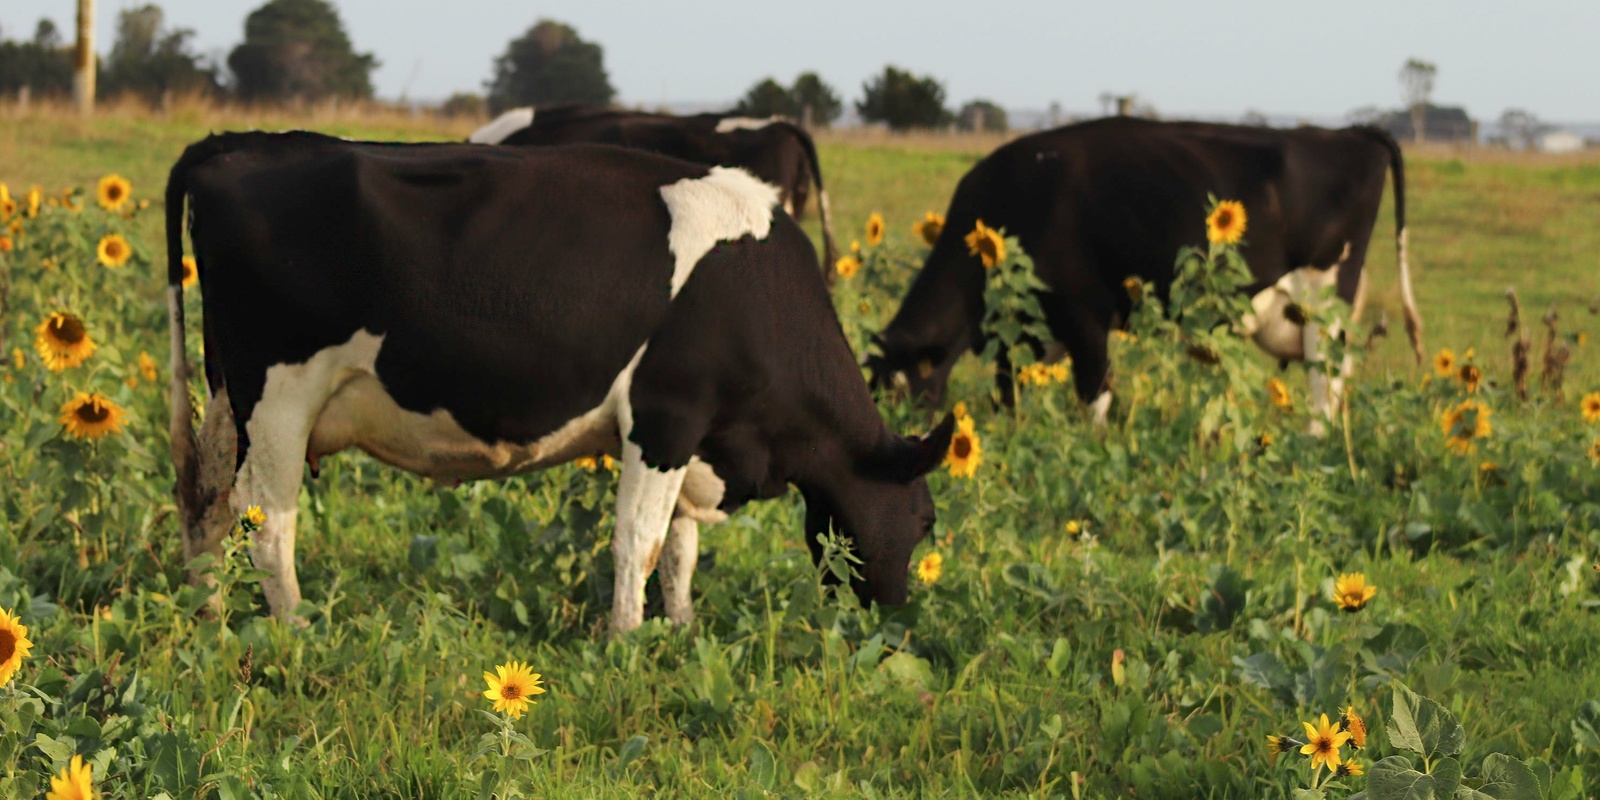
[306,374,619,482]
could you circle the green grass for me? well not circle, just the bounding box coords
[2,112,1599,799]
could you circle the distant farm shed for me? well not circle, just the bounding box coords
[1383,104,1476,143]
[1536,130,1585,154]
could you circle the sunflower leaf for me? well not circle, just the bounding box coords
[1368,755,1436,800]
[1387,682,1464,759]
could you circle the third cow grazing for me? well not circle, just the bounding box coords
[867,117,1424,425]
[470,105,840,276]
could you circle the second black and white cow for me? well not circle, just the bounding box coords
[164,131,952,634]
[468,105,840,275]
[868,117,1425,424]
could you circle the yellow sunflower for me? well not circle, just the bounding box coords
[97,233,132,268]
[850,239,861,255]
[10,348,23,369]
[835,254,861,280]
[1266,734,1303,766]
[1206,200,1247,245]
[58,392,128,440]
[913,211,944,247]
[97,174,132,212]
[951,401,968,420]
[1266,377,1292,409]
[1458,364,1481,394]
[45,753,95,800]
[483,660,546,719]
[138,351,158,383]
[181,255,199,288]
[865,212,885,246]
[1439,399,1492,455]
[0,606,34,687]
[240,505,266,534]
[1299,713,1352,773]
[1064,520,1082,535]
[1339,706,1368,748]
[916,551,943,584]
[26,185,42,218]
[1336,761,1365,778]
[1433,348,1456,378]
[0,185,14,219]
[1123,276,1144,302]
[0,235,12,253]
[1588,438,1600,466]
[35,312,97,372]
[1333,573,1377,612]
[964,219,1006,269]
[1047,362,1070,382]
[1582,391,1600,424]
[944,415,983,478]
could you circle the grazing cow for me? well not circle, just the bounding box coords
[164,131,952,635]
[468,105,840,274]
[868,117,1424,424]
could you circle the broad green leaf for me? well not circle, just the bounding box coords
[1387,683,1464,759]
[747,741,776,791]
[616,735,648,770]
[1572,700,1600,751]
[1453,754,1541,800]
[1369,755,1438,800]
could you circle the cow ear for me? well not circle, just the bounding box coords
[865,412,956,483]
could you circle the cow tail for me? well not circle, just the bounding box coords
[778,121,839,278]
[1363,125,1424,364]
[165,135,225,526]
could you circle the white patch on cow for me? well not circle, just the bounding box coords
[1090,390,1113,426]
[659,167,780,298]
[1240,264,1342,362]
[715,116,779,133]
[468,107,535,144]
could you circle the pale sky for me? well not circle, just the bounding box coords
[3,0,1597,122]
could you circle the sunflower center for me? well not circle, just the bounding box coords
[1216,210,1233,228]
[0,628,15,662]
[49,316,86,345]
[501,684,522,701]
[75,401,109,424]
[952,437,972,459]
[109,185,125,201]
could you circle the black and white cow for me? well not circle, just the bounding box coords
[868,117,1425,425]
[468,105,840,275]
[164,131,952,634]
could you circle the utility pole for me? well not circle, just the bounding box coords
[74,0,96,115]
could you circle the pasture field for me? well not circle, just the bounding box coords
[2,108,1600,799]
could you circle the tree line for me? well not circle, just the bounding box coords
[1,0,1004,131]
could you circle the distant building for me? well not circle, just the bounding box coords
[1382,104,1476,143]
[1536,129,1585,154]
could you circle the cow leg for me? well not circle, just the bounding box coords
[1304,320,1351,436]
[609,439,689,635]
[659,458,726,626]
[659,516,699,625]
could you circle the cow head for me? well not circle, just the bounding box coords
[865,331,960,407]
[802,413,956,606]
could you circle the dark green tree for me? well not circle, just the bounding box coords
[790,72,841,127]
[857,66,950,131]
[733,78,795,118]
[956,99,1008,133]
[486,20,614,113]
[0,19,74,98]
[227,0,377,103]
[103,5,219,101]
